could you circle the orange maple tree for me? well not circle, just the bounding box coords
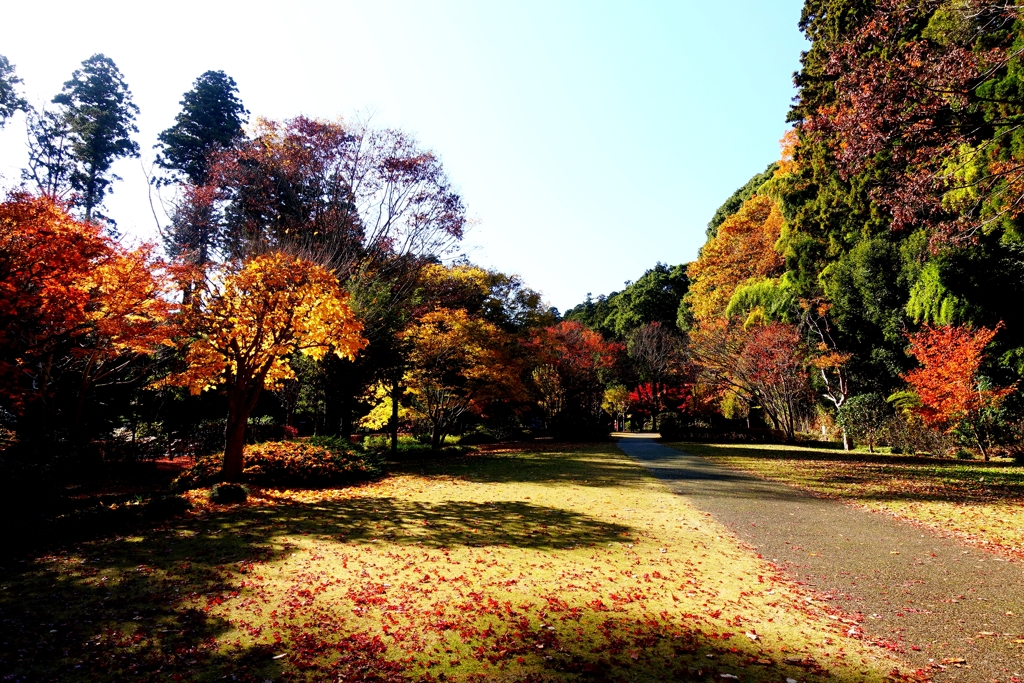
[529,321,621,434]
[402,307,524,449]
[160,252,366,479]
[903,323,1014,460]
[0,194,172,431]
[685,194,785,322]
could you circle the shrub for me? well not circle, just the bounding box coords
[458,430,497,445]
[172,439,384,490]
[656,412,682,439]
[210,483,248,504]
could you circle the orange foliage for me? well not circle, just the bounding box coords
[402,307,524,447]
[902,323,1013,432]
[0,194,172,412]
[160,252,366,479]
[686,195,785,321]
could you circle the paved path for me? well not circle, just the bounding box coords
[616,436,1024,681]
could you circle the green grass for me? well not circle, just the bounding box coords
[667,441,1024,556]
[0,444,907,682]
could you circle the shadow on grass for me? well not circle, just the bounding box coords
[0,444,905,683]
[409,443,655,489]
[0,496,633,682]
[0,503,897,683]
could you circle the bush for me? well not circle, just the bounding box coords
[458,430,497,445]
[210,483,248,504]
[172,439,384,490]
[656,412,682,439]
[882,415,954,456]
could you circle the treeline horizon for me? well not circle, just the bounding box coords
[2,0,1023,485]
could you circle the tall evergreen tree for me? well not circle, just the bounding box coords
[45,54,140,224]
[0,54,26,127]
[156,70,248,185]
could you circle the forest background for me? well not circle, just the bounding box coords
[1,0,1023,496]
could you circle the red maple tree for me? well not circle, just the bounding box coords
[903,323,1014,459]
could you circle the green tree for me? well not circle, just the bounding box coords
[0,54,26,126]
[606,263,689,337]
[837,393,889,452]
[156,70,248,185]
[47,54,140,223]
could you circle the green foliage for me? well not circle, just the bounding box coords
[837,393,890,451]
[725,275,797,326]
[566,263,688,339]
[156,70,248,185]
[707,163,778,238]
[49,54,141,223]
[906,261,970,325]
[0,54,26,126]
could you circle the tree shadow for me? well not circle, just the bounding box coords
[423,444,655,489]
[0,501,905,683]
[0,497,633,682]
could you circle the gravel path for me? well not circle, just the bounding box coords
[616,436,1024,681]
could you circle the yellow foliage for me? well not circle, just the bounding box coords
[160,252,366,395]
[686,195,785,322]
[359,382,411,430]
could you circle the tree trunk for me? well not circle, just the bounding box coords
[390,375,400,456]
[223,385,262,482]
[842,428,852,451]
[223,407,247,482]
[973,424,989,462]
[430,422,442,450]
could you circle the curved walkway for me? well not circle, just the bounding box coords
[616,436,1024,681]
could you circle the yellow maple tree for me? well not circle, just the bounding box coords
[160,252,366,479]
[402,307,524,449]
[685,194,785,322]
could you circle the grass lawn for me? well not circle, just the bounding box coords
[0,444,910,682]
[667,442,1024,558]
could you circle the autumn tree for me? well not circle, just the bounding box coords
[0,194,172,440]
[685,194,785,323]
[529,321,621,437]
[602,385,630,431]
[402,308,523,448]
[902,323,1014,460]
[626,322,685,429]
[690,320,809,440]
[160,252,366,479]
[195,116,465,276]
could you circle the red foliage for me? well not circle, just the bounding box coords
[628,383,691,417]
[0,194,171,413]
[903,323,1013,430]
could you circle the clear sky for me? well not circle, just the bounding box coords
[0,0,808,312]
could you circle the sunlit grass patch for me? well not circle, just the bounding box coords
[669,442,1024,557]
[0,444,909,681]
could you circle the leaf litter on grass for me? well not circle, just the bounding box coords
[0,444,916,682]
[670,442,1024,558]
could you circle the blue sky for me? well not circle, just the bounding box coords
[0,0,808,312]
